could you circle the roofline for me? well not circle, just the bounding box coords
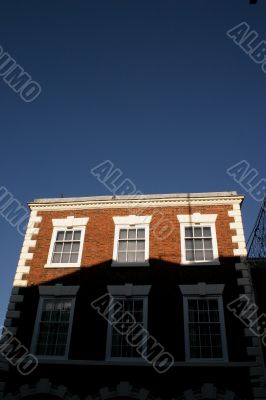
[28,192,244,211]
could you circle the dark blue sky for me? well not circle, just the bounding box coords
[0,0,266,325]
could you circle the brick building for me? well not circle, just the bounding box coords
[0,192,266,399]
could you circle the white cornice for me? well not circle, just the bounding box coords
[28,196,244,212]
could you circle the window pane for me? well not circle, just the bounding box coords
[56,231,64,241]
[72,242,80,252]
[70,253,78,263]
[44,302,53,312]
[185,227,193,237]
[63,243,71,253]
[73,231,81,240]
[136,252,145,262]
[118,252,127,262]
[128,241,136,251]
[208,299,218,310]
[61,253,70,263]
[137,229,145,239]
[195,250,204,261]
[118,241,127,251]
[185,239,194,250]
[52,253,61,263]
[128,229,136,239]
[65,231,73,241]
[194,227,202,237]
[137,240,145,250]
[54,243,63,252]
[194,239,203,250]
[203,227,211,237]
[209,310,220,322]
[188,304,198,322]
[205,250,214,260]
[119,229,127,239]
[127,252,135,262]
[186,250,194,261]
[188,299,197,311]
[204,239,212,249]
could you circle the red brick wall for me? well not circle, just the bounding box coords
[27,204,237,285]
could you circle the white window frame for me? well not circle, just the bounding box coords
[45,216,89,268]
[177,213,219,265]
[179,283,228,362]
[112,215,152,267]
[30,285,79,360]
[106,284,151,362]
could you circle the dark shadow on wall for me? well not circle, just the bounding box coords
[1,256,255,400]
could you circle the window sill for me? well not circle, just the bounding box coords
[106,357,146,363]
[185,357,228,363]
[35,355,68,361]
[180,259,220,266]
[44,263,81,268]
[111,261,150,267]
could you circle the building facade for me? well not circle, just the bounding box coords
[0,192,266,400]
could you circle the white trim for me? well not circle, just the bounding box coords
[177,213,219,265]
[228,205,247,257]
[31,292,78,360]
[45,216,89,268]
[112,216,151,266]
[13,210,41,287]
[182,294,228,363]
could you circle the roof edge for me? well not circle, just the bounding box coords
[30,191,241,205]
